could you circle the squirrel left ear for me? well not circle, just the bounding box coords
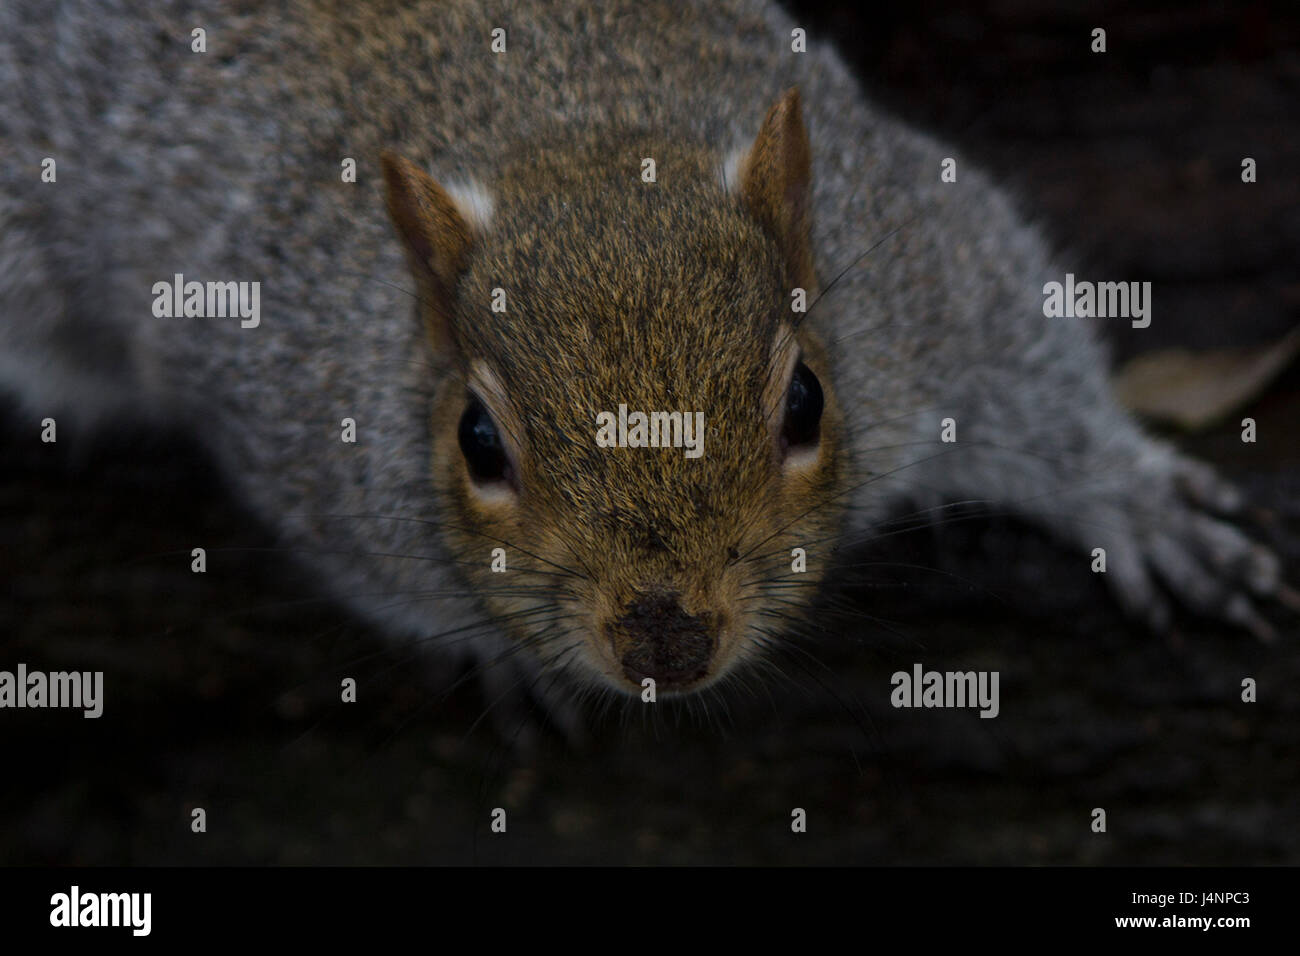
[380,150,475,355]
[739,87,816,290]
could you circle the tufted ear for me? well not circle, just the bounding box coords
[380,150,476,355]
[737,88,816,290]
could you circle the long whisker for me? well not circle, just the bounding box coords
[293,511,588,581]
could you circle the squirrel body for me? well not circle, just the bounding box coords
[0,0,1284,702]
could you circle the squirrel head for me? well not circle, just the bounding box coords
[382,89,846,699]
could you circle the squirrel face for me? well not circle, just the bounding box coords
[383,90,846,696]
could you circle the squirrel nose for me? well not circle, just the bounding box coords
[608,589,717,689]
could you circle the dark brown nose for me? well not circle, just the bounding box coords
[609,590,716,689]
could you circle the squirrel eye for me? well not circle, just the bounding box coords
[458,398,510,484]
[782,361,824,450]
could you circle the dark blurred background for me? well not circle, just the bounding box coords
[2,0,1297,864]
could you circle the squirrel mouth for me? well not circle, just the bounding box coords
[618,635,717,690]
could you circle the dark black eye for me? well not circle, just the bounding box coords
[782,361,823,450]
[458,398,510,483]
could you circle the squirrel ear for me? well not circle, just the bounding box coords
[380,150,474,354]
[738,87,816,290]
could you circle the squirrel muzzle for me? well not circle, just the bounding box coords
[606,589,720,691]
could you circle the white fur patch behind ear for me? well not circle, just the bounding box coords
[720,145,749,193]
[444,179,495,232]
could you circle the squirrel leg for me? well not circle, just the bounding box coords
[907,392,1295,638]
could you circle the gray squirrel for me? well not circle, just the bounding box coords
[0,0,1288,716]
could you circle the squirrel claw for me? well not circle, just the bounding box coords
[1224,593,1277,643]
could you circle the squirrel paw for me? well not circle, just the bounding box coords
[1097,454,1298,640]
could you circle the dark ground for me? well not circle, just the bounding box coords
[2,1,1298,864]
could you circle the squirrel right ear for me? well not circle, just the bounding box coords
[737,88,816,290]
[380,150,475,354]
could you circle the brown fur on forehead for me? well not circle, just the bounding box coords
[451,132,791,531]
[456,132,787,366]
